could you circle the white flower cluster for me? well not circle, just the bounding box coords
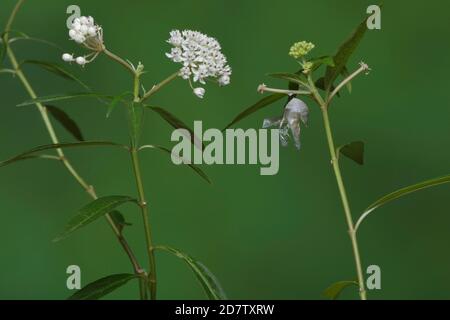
[62,16,104,67]
[166,30,231,98]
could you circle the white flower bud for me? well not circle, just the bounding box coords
[69,29,77,39]
[72,22,81,32]
[76,56,87,66]
[193,87,205,99]
[62,53,74,62]
[88,27,97,37]
[80,25,89,35]
[74,34,85,44]
[87,16,95,26]
[80,16,88,25]
[219,75,230,86]
[74,18,80,24]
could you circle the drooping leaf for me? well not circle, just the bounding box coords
[267,73,307,86]
[17,93,113,107]
[8,36,62,51]
[54,196,138,242]
[338,141,365,165]
[20,60,89,90]
[139,145,211,184]
[323,281,359,300]
[110,211,132,233]
[145,105,204,150]
[68,273,139,300]
[45,105,84,141]
[224,93,285,129]
[324,11,374,91]
[355,174,450,232]
[155,246,227,300]
[0,141,127,168]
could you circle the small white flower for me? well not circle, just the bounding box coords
[166,29,232,91]
[62,53,74,62]
[193,87,206,99]
[76,56,87,66]
[64,13,105,67]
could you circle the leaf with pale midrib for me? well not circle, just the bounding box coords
[145,106,204,150]
[140,145,211,184]
[45,105,84,141]
[0,141,127,168]
[156,246,227,300]
[54,196,138,242]
[17,93,113,107]
[21,60,89,90]
[224,93,285,130]
[356,174,450,231]
[68,274,139,300]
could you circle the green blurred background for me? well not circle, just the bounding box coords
[0,0,449,300]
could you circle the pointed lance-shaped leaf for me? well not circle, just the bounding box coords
[68,273,140,300]
[224,93,285,130]
[323,281,359,300]
[139,145,211,184]
[45,105,84,141]
[17,93,114,107]
[337,141,365,165]
[323,6,382,91]
[53,196,138,242]
[110,211,132,234]
[20,60,90,90]
[355,174,450,232]
[155,246,227,300]
[145,106,204,150]
[0,141,128,168]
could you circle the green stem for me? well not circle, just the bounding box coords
[130,74,157,300]
[308,76,367,300]
[103,48,136,76]
[141,71,179,102]
[4,0,146,300]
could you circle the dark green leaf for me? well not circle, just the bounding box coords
[156,246,227,300]
[224,93,285,129]
[267,73,307,86]
[338,141,364,165]
[145,106,204,150]
[54,196,138,242]
[139,145,211,184]
[310,55,335,70]
[45,105,84,141]
[341,66,352,93]
[21,60,89,90]
[68,273,139,300]
[324,11,373,91]
[323,281,358,300]
[315,77,339,97]
[110,211,132,233]
[17,93,113,107]
[355,174,450,232]
[0,141,127,168]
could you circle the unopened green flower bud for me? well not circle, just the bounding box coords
[289,41,315,59]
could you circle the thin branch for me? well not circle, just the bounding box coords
[327,62,371,103]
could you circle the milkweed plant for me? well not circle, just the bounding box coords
[226,7,450,300]
[1,1,450,301]
[0,0,229,300]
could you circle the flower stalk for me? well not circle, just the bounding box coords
[4,0,147,299]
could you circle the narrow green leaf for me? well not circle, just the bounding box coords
[8,36,62,51]
[68,273,139,300]
[110,211,132,234]
[0,141,127,168]
[267,73,307,86]
[310,55,335,70]
[323,281,358,300]
[21,60,89,90]
[139,145,211,184]
[356,174,450,232]
[315,77,339,97]
[106,92,132,118]
[17,93,113,107]
[45,105,84,141]
[145,106,204,150]
[224,93,285,129]
[54,196,138,242]
[156,246,227,300]
[337,141,365,165]
[324,11,374,91]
